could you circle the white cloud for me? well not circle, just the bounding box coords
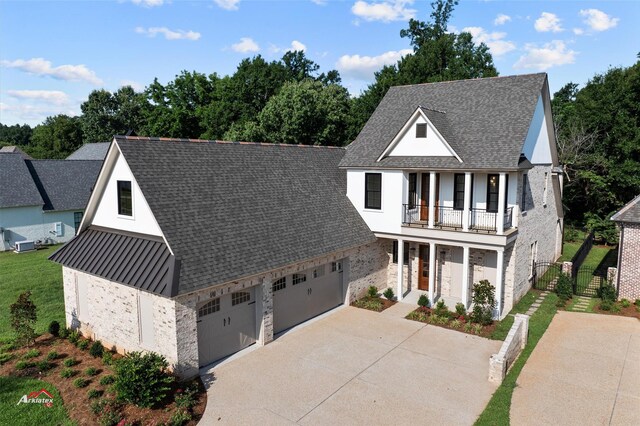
[534,12,563,33]
[231,37,260,53]
[336,49,412,80]
[351,1,416,23]
[120,80,145,92]
[270,40,307,54]
[135,26,201,41]
[214,0,240,10]
[7,90,69,105]
[131,0,164,7]
[0,103,79,124]
[494,14,511,26]
[311,0,327,5]
[0,58,103,85]
[573,28,584,36]
[580,9,619,32]
[462,26,516,56]
[514,40,576,71]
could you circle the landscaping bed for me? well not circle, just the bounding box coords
[351,286,396,312]
[405,304,497,337]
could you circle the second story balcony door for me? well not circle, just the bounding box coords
[420,173,439,222]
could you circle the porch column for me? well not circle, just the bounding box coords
[495,249,504,319]
[428,172,436,229]
[397,239,404,301]
[497,173,506,235]
[463,172,471,231]
[461,246,470,308]
[428,242,436,305]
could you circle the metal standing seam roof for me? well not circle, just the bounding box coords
[340,73,548,170]
[611,194,640,223]
[0,153,43,208]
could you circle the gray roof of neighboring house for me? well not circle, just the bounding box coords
[611,194,640,223]
[85,136,376,296]
[340,73,548,170]
[0,146,32,159]
[0,153,43,208]
[26,160,102,211]
[66,143,110,160]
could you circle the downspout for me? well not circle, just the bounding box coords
[615,223,624,295]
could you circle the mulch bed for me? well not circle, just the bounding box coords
[405,307,497,338]
[593,303,640,319]
[351,296,396,312]
[0,334,206,425]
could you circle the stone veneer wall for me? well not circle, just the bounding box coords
[489,313,529,384]
[618,224,640,300]
[384,239,418,295]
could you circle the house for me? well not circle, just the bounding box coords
[340,72,563,317]
[611,194,640,300]
[0,145,32,159]
[50,73,562,379]
[66,142,110,161]
[0,153,102,251]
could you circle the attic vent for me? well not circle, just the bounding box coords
[416,123,427,138]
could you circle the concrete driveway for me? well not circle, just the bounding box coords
[511,311,640,425]
[200,304,501,425]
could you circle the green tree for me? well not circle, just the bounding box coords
[10,291,37,346]
[0,123,32,146]
[29,114,83,158]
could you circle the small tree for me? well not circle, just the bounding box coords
[470,280,496,326]
[10,291,38,346]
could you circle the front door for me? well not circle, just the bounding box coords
[420,174,429,221]
[418,244,430,290]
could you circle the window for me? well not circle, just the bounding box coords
[522,174,529,211]
[272,277,286,292]
[392,241,410,265]
[331,261,342,272]
[365,173,382,210]
[408,173,417,209]
[292,273,306,285]
[198,298,220,317]
[454,173,465,210]
[312,266,325,279]
[74,212,83,234]
[416,123,427,138]
[117,180,132,216]
[543,172,549,206]
[487,174,499,212]
[231,291,251,306]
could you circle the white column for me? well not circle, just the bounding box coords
[428,172,436,229]
[496,250,504,319]
[463,172,471,231]
[461,246,470,308]
[497,172,506,235]
[397,239,404,301]
[428,242,436,305]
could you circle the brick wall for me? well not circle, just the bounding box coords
[618,223,640,300]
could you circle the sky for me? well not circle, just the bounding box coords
[1,0,638,127]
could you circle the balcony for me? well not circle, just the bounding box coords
[402,204,513,233]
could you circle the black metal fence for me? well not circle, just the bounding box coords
[570,232,594,276]
[533,261,608,297]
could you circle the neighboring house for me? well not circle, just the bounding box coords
[0,153,102,251]
[50,73,563,379]
[0,145,32,159]
[611,194,640,300]
[66,142,110,160]
[340,72,563,318]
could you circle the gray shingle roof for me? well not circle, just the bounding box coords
[0,146,32,159]
[0,153,43,208]
[26,160,102,211]
[114,136,376,295]
[340,73,548,170]
[611,194,640,223]
[66,143,110,160]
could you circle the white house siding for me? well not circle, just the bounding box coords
[62,267,179,369]
[346,169,404,234]
[0,207,81,251]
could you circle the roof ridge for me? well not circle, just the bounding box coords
[419,105,447,114]
[390,72,546,90]
[114,135,346,150]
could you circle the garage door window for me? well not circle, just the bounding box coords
[312,266,325,279]
[331,261,342,272]
[292,273,306,285]
[198,298,220,317]
[272,277,286,292]
[232,291,251,306]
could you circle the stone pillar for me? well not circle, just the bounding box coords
[462,246,470,308]
[562,261,573,277]
[495,249,504,318]
[397,239,404,301]
[497,173,506,235]
[463,172,471,231]
[515,313,529,348]
[428,172,436,229]
[607,267,617,285]
[428,242,436,305]
[257,275,273,346]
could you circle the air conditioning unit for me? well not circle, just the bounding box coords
[15,241,35,253]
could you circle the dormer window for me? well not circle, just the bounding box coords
[117,180,132,216]
[416,123,427,138]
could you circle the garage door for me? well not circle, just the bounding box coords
[273,261,343,334]
[197,288,257,367]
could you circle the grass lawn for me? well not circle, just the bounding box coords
[0,246,64,342]
[475,292,559,426]
[580,245,616,270]
[0,376,73,426]
[566,297,599,313]
[558,241,580,262]
[490,291,538,341]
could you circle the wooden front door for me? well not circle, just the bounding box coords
[418,244,430,290]
[420,173,440,222]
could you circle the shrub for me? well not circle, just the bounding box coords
[58,327,70,339]
[417,294,430,308]
[63,357,79,367]
[470,280,496,326]
[113,351,174,408]
[383,287,395,301]
[367,286,378,298]
[102,351,113,366]
[598,283,617,303]
[169,410,192,426]
[99,409,123,426]
[22,349,40,359]
[99,375,115,385]
[46,350,59,361]
[85,367,99,376]
[556,298,567,308]
[473,323,484,335]
[620,299,631,308]
[434,299,449,317]
[0,352,14,365]
[73,377,89,388]
[455,302,467,317]
[68,330,80,344]
[15,360,35,370]
[60,368,76,378]
[88,389,102,399]
[48,320,60,337]
[555,273,573,301]
[90,341,104,358]
[36,360,52,371]
[450,319,462,329]
[635,299,640,307]
[175,383,198,409]
[77,339,89,350]
[353,298,384,311]
[463,322,473,333]
[90,398,110,415]
[565,226,580,242]
[10,291,37,346]
[599,300,613,311]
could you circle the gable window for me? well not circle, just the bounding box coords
[74,212,83,234]
[392,241,410,265]
[292,273,306,285]
[365,173,382,210]
[408,173,417,209]
[416,123,427,138]
[231,291,251,306]
[522,174,529,212]
[117,180,132,216]
[272,277,286,293]
[453,174,465,210]
[198,298,220,317]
